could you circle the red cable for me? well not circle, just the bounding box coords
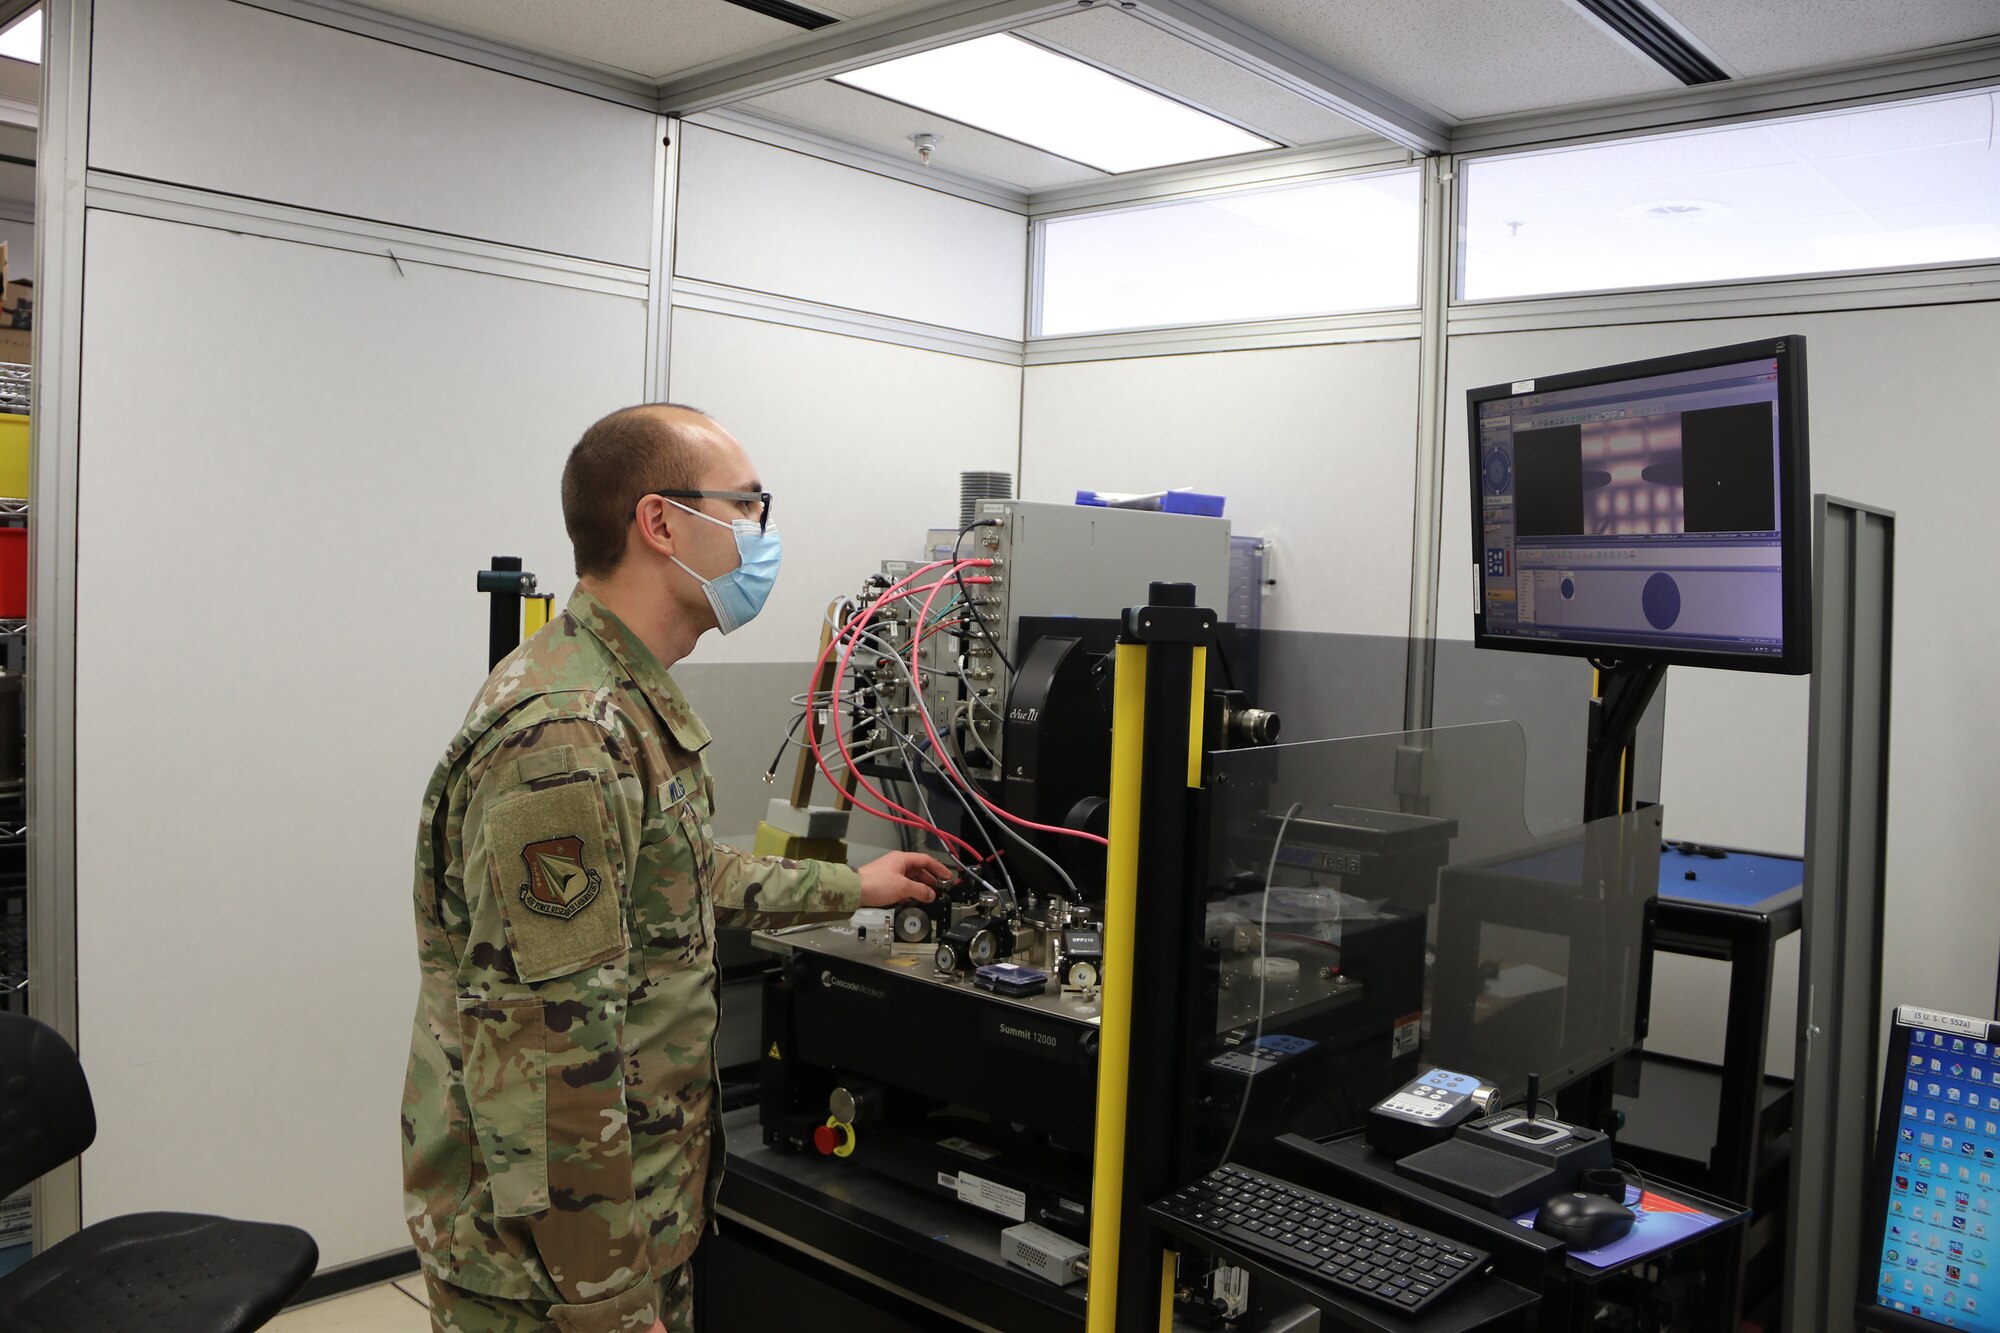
[829,564,994,858]
[798,566,961,850]
[800,563,985,862]
[906,571,1111,849]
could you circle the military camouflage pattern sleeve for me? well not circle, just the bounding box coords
[697,772,862,932]
[457,716,658,1333]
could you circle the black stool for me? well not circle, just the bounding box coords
[0,1013,318,1331]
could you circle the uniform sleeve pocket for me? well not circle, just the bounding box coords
[486,772,629,984]
[456,993,550,1218]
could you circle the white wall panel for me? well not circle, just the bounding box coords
[73,211,647,1265]
[674,126,1026,340]
[1442,306,2000,1050]
[1019,340,1423,637]
[665,307,1023,664]
[89,0,658,266]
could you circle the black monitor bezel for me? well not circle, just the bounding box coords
[1856,1006,2000,1333]
[1466,334,1812,674]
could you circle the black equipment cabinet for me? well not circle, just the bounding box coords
[702,1108,1320,1333]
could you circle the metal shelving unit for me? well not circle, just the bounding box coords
[0,357,26,1261]
[0,362,30,1010]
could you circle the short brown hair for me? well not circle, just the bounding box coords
[561,404,709,578]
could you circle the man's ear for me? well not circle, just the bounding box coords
[632,495,678,559]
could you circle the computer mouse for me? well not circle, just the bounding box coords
[1533,1192,1636,1249]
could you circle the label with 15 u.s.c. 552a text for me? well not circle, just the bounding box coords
[948,1169,1026,1222]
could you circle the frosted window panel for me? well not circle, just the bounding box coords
[0,9,39,64]
[1461,86,2000,300]
[1036,169,1422,336]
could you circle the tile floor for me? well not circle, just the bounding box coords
[265,1276,433,1332]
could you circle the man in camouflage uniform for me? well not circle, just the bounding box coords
[404,405,950,1333]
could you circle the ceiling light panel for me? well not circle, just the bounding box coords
[833,33,1277,173]
[1024,6,1379,149]
[0,10,41,65]
[742,81,1106,191]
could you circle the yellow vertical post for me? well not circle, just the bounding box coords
[521,594,554,640]
[1592,666,1629,813]
[1086,642,1149,1333]
[1185,646,1207,789]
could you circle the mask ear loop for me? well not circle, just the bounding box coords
[653,498,720,585]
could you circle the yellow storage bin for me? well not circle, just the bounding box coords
[0,414,25,501]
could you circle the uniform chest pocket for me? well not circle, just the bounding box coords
[633,766,714,964]
[659,768,716,889]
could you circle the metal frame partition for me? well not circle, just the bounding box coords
[1784,497,1895,1333]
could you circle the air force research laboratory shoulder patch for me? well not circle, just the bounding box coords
[484,771,626,983]
[518,836,602,920]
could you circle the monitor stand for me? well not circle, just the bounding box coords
[1583,660,1667,824]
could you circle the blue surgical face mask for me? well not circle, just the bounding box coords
[664,498,781,634]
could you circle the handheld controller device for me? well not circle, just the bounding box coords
[1366,1069,1500,1157]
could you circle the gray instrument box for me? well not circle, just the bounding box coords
[893,501,1232,782]
[972,499,1231,646]
[1000,1221,1089,1286]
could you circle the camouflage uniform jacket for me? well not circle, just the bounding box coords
[402,586,860,1330]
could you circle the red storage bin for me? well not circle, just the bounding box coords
[0,528,24,617]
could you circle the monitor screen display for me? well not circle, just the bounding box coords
[1860,1006,2000,1333]
[1468,336,1810,672]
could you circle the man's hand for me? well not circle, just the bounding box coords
[858,851,953,906]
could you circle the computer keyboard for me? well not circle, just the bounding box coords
[1152,1164,1490,1316]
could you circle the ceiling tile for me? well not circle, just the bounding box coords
[359,0,801,81]
[1206,0,1681,120]
[1019,6,1382,148]
[1655,0,2000,79]
[739,80,1108,191]
[815,0,919,15]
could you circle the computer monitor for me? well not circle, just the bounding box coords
[1858,1005,2000,1332]
[1468,335,1811,673]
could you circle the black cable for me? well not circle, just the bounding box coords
[952,520,1014,674]
[1212,632,1237,689]
[762,710,808,780]
[1613,1157,1650,1201]
[845,623,1019,892]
